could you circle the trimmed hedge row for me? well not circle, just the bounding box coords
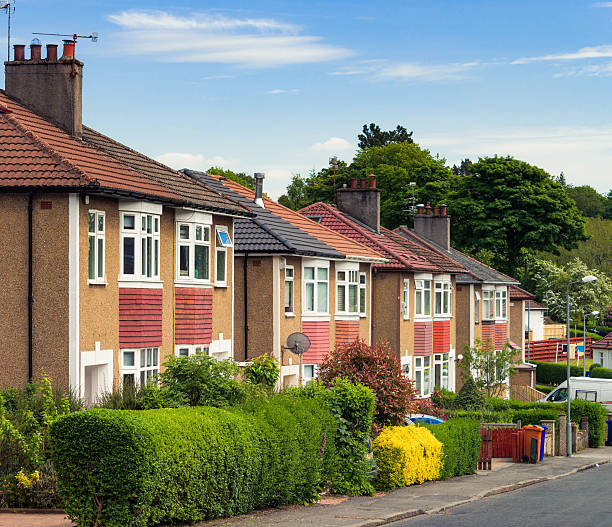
[420,418,480,479]
[49,395,336,527]
[536,384,554,394]
[373,426,442,490]
[532,361,584,385]
[589,364,612,379]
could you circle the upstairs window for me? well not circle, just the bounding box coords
[482,290,495,320]
[337,269,358,314]
[415,279,432,316]
[402,279,410,319]
[215,227,232,285]
[284,266,294,313]
[121,212,160,280]
[359,272,367,316]
[304,265,328,314]
[88,210,105,282]
[177,223,210,282]
[495,289,508,319]
[475,291,481,323]
[434,281,452,316]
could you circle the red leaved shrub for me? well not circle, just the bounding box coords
[318,339,417,430]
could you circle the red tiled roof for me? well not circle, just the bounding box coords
[299,202,453,272]
[206,176,385,260]
[593,333,612,351]
[0,91,248,215]
[509,285,536,301]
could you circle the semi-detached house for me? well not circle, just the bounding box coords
[300,178,466,396]
[184,170,385,386]
[0,41,251,403]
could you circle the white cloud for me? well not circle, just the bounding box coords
[310,137,353,152]
[107,10,352,67]
[512,45,612,64]
[331,59,480,82]
[593,2,612,6]
[420,125,612,193]
[267,88,300,94]
[553,61,612,77]
[155,152,238,171]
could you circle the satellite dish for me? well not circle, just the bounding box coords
[284,332,311,355]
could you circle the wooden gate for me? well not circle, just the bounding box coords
[478,428,492,470]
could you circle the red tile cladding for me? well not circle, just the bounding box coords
[481,322,495,347]
[302,321,330,364]
[119,288,163,348]
[335,320,360,349]
[414,321,433,356]
[495,321,508,350]
[175,288,213,345]
[433,320,451,353]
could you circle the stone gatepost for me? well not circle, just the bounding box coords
[558,414,567,456]
[541,420,556,456]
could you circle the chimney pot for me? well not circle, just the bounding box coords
[61,40,75,60]
[46,44,58,61]
[417,203,424,215]
[440,204,447,216]
[360,179,366,189]
[433,205,439,216]
[254,172,265,206]
[369,174,377,188]
[13,44,25,61]
[350,178,357,189]
[30,44,42,61]
[425,202,432,215]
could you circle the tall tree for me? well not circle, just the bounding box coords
[565,185,608,217]
[207,167,255,190]
[357,123,414,149]
[451,158,473,177]
[277,173,309,210]
[448,156,588,276]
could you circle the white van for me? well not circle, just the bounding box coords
[540,377,612,411]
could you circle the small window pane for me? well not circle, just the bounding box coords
[179,225,189,240]
[349,284,358,313]
[337,284,346,312]
[146,237,152,277]
[337,271,346,281]
[178,348,189,357]
[88,236,95,280]
[97,214,104,233]
[153,349,158,366]
[141,238,147,276]
[147,215,152,234]
[88,213,95,233]
[123,214,135,230]
[154,239,159,276]
[195,244,209,280]
[317,282,328,312]
[317,267,328,281]
[285,281,294,312]
[123,237,135,275]
[360,287,366,313]
[142,216,146,231]
[360,273,366,285]
[154,217,159,233]
[180,245,190,277]
[306,282,314,311]
[216,249,226,282]
[140,371,145,385]
[203,227,210,241]
[123,351,135,367]
[285,267,294,278]
[140,350,145,368]
[147,348,152,367]
[97,238,104,278]
[196,225,202,241]
[304,267,314,280]
[424,290,431,315]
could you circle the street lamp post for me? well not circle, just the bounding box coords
[566,275,598,457]
[583,310,600,376]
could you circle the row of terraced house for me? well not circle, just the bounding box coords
[0,41,538,403]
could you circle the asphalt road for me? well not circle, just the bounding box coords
[388,463,612,527]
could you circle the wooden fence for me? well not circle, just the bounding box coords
[524,337,592,363]
[509,385,547,402]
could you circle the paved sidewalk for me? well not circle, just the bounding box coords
[197,447,612,527]
[2,448,610,527]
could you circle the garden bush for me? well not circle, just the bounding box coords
[243,354,280,388]
[570,399,607,447]
[318,339,417,430]
[49,395,335,526]
[420,419,480,479]
[373,426,442,490]
[431,388,457,410]
[589,365,612,379]
[291,378,375,495]
[453,377,486,411]
[536,384,554,394]
[532,361,584,385]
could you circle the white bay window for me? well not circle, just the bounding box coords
[177,222,210,282]
[120,211,160,280]
[414,356,432,397]
[434,279,452,316]
[88,210,105,283]
[482,289,495,320]
[303,263,329,314]
[120,348,159,386]
[415,279,432,317]
[337,269,359,314]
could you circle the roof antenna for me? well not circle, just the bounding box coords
[402,181,417,222]
[329,156,338,203]
[1,1,15,62]
[31,31,99,52]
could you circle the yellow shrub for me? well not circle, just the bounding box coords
[373,426,443,490]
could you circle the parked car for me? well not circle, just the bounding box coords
[539,376,612,411]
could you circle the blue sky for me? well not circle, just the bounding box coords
[2,1,612,198]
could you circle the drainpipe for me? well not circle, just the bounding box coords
[28,192,34,382]
[243,253,249,361]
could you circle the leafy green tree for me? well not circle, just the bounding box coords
[604,188,612,220]
[448,156,588,276]
[357,123,413,149]
[207,166,255,190]
[277,174,309,210]
[528,257,612,324]
[451,158,473,177]
[452,376,486,411]
[244,354,280,389]
[566,185,608,217]
[458,340,517,398]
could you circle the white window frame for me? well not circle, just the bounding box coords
[402,278,410,320]
[176,222,211,283]
[120,211,161,281]
[175,344,209,357]
[336,269,359,315]
[119,347,159,386]
[434,279,452,317]
[303,261,329,315]
[303,364,317,385]
[414,356,432,397]
[434,352,450,391]
[359,272,367,317]
[215,226,232,286]
[415,278,432,317]
[482,288,495,321]
[88,210,105,284]
[284,266,294,314]
[495,287,508,320]
[475,290,481,324]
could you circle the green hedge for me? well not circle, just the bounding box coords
[570,399,608,447]
[420,419,480,479]
[49,395,336,526]
[589,365,612,379]
[532,361,585,385]
[536,384,554,394]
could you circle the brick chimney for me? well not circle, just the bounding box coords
[335,174,380,232]
[4,40,83,138]
[413,202,451,250]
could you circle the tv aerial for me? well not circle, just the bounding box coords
[282,332,311,385]
[32,31,99,46]
[1,1,15,62]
